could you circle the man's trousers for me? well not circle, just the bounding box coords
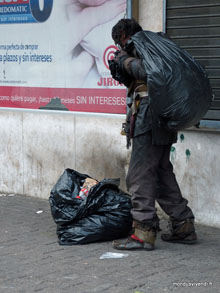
[126,131,194,227]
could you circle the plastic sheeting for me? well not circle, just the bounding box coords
[49,169,132,245]
[131,31,213,131]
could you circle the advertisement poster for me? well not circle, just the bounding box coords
[0,0,127,113]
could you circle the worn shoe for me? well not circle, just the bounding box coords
[161,218,197,244]
[112,235,154,251]
[112,221,157,251]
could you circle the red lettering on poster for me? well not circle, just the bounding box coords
[0,86,127,114]
[0,0,29,5]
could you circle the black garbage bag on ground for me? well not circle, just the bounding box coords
[131,31,213,131]
[49,169,133,245]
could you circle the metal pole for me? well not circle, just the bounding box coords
[163,0,167,33]
[125,0,133,113]
[127,0,132,18]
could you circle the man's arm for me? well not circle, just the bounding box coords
[123,57,146,81]
[114,50,146,81]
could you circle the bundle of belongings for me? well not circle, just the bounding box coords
[109,30,213,131]
[49,169,132,245]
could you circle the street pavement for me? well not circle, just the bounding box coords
[0,193,220,293]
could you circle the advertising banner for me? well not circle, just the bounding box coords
[0,0,127,113]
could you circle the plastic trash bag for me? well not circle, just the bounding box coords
[49,169,132,245]
[131,31,213,131]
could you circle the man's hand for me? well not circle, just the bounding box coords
[108,52,133,87]
[113,49,129,64]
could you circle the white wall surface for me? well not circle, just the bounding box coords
[0,110,129,199]
[1,109,220,228]
[139,0,163,32]
[172,130,220,228]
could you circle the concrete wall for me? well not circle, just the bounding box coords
[171,130,220,228]
[139,0,163,32]
[0,110,129,199]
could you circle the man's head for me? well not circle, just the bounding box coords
[112,18,142,48]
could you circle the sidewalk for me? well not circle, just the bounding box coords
[0,193,219,293]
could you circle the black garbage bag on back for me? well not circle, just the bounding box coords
[49,169,133,245]
[130,31,213,131]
